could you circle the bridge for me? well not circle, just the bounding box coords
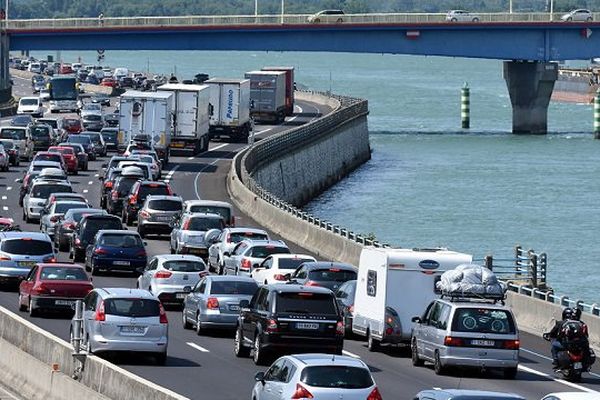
[3,12,600,132]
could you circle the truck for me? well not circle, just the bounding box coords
[157,83,211,154]
[244,71,287,124]
[261,66,295,116]
[352,247,473,351]
[205,78,252,142]
[118,91,173,163]
[48,76,78,113]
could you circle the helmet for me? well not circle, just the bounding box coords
[561,321,584,341]
[574,308,582,321]
[562,308,574,320]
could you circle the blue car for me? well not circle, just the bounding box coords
[84,230,147,276]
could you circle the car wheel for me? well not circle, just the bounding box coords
[28,298,37,317]
[503,367,518,379]
[367,330,380,352]
[138,226,145,238]
[182,310,192,330]
[451,17,457,22]
[587,17,593,22]
[18,294,26,312]
[234,326,250,358]
[411,340,424,366]
[253,333,268,365]
[195,313,204,336]
[434,351,446,375]
[336,18,343,23]
[472,17,479,22]
[25,211,31,224]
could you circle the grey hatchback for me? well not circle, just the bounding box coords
[137,195,183,238]
[287,261,357,292]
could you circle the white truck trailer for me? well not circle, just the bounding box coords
[118,90,173,163]
[205,78,252,142]
[353,247,473,351]
[157,83,211,154]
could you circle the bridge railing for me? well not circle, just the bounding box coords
[4,12,597,30]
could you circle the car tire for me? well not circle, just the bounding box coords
[253,333,268,365]
[503,367,518,379]
[234,326,250,358]
[587,17,593,22]
[182,310,192,330]
[367,330,380,352]
[195,313,204,336]
[138,226,145,238]
[28,298,37,317]
[411,340,424,366]
[18,294,26,312]
[91,261,99,276]
[434,351,446,375]
[472,17,479,22]
[567,17,573,21]
[155,353,167,366]
[451,17,457,22]
[336,18,343,23]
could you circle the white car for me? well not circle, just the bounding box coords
[446,10,480,22]
[0,144,9,172]
[252,354,382,400]
[561,9,593,22]
[80,103,103,118]
[251,254,317,285]
[39,89,51,102]
[17,97,44,118]
[542,394,600,400]
[23,180,72,223]
[27,62,41,74]
[307,9,345,23]
[207,227,269,274]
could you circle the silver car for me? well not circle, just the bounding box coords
[223,239,290,277]
[207,227,270,274]
[73,287,169,364]
[137,254,207,305]
[137,195,183,238]
[415,389,525,400]
[411,299,520,378]
[182,275,258,334]
[561,9,593,22]
[0,232,55,285]
[169,213,225,259]
[23,180,73,222]
[39,200,89,237]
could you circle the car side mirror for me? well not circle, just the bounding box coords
[411,316,422,323]
[253,263,259,270]
[98,175,104,181]
[254,371,265,384]
[239,299,250,309]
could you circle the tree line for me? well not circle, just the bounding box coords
[9,0,600,18]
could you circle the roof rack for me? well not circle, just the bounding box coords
[440,291,506,305]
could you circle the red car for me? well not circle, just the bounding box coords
[61,118,82,134]
[18,263,93,316]
[59,64,73,74]
[100,77,117,87]
[48,146,78,174]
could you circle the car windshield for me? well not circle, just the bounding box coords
[248,246,290,258]
[451,308,516,334]
[189,205,231,222]
[20,98,38,106]
[1,238,52,255]
[83,104,101,111]
[101,131,117,140]
[40,267,88,281]
[308,268,357,282]
[104,298,160,318]
[31,126,50,138]
[99,234,142,248]
[0,128,26,140]
[209,280,258,295]
[139,155,154,164]
[116,177,139,196]
[278,258,314,270]
[39,120,57,128]
[229,231,268,243]
[31,184,71,199]
[275,292,337,314]
[84,115,102,122]
[187,217,223,231]
[300,366,373,389]
[0,141,14,150]
[84,134,101,143]
[54,202,89,214]
[163,260,205,272]
[69,136,91,145]
[54,148,73,155]
[35,154,61,163]
[148,199,182,211]
[12,116,32,126]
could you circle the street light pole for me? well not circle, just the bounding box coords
[509,0,512,14]
[550,0,554,21]
[254,0,257,16]
[280,0,284,24]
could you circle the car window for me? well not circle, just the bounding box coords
[232,242,247,256]
[294,267,307,279]
[163,260,205,272]
[187,216,223,231]
[116,177,139,196]
[54,202,88,214]
[209,280,257,295]
[81,218,122,241]
[308,268,356,282]
[104,298,160,317]
[148,199,182,211]
[451,308,516,334]
[249,245,290,258]
[146,258,158,271]
[188,205,231,222]
[40,267,87,281]
[1,238,52,255]
[278,258,313,270]
[300,366,373,389]
[0,128,26,140]
[25,266,38,281]
[275,292,337,314]
[264,358,285,382]
[428,302,443,328]
[195,279,206,293]
[31,184,71,199]
[254,288,268,311]
[98,234,142,248]
[84,292,97,311]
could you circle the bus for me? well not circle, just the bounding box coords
[48,76,78,113]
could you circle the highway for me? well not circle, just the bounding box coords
[2,76,600,399]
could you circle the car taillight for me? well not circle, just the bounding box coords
[154,270,172,279]
[240,258,252,271]
[0,255,11,261]
[75,238,81,246]
[273,274,286,281]
[367,386,382,400]
[336,321,344,336]
[444,336,464,347]
[266,318,278,333]
[95,300,105,321]
[206,297,219,310]
[50,215,59,222]
[32,283,49,295]
[139,210,150,219]
[129,195,138,205]
[503,340,520,350]
[159,303,168,324]
[111,190,118,200]
[136,249,147,257]
[104,181,113,189]
[291,383,313,399]
[305,281,321,287]
[94,248,108,255]
[63,221,75,229]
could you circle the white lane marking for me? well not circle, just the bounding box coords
[1,196,6,200]
[341,350,360,359]
[163,165,179,183]
[254,128,272,136]
[187,156,194,160]
[187,342,209,353]
[2,206,7,211]
[209,143,229,152]
[94,174,99,177]
[6,186,11,191]
[521,348,600,378]
[83,189,88,194]
[194,156,229,200]
[14,178,19,182]
[88,181,93,185]
[518,364,598,392]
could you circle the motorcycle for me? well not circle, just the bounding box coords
[544,333,596,382]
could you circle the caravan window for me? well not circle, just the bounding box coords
[367,270,377,297]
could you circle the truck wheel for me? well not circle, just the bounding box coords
[367,330,380,352]
[202,137,209,152]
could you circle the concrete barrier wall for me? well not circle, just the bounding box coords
[0,306,189,400]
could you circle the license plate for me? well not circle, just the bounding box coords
[296,323,319,330]
[157,216,171,222]
[55,300,74,306]
[574,362,583,369]
[189,248,206,255]
[472,339,495,347]
[229,305,240,311]
[176,293,187,299]
[121,326,145,334]
[113,261,130,266]
[171,142,184,148]
[18,261,36,268]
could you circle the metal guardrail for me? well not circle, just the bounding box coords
[4,12,599,30]
[478,245,548,288]
[508,283,600,318]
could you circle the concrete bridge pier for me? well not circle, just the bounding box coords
[503,61,558,134]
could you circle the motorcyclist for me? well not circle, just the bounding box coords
[544,308,589,367]
[544,308,574,366]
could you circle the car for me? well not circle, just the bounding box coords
[53,208,106,251]
[307,9,345,23]
[18,263,93,316]
[116,160,152,181]
[84,74,100,85]
[36,118,61,141]
[251,254,317,285]
[27,160,63,173]
[414,389,525,400]
[335,279,356,335]
[102,113,119,128]
[122,180,174,226]
[561,9,593,22]
[106,167,145,216]
[170,213,226,258]
[99,167,122,209]
[100,77,117,88]
[182,200,236,227]
[32,79,46,94]
[223,239,290,277]
[119,77,135,88]
[446,10,480,22]
[0,126,34,161]
[32,152,66,170]
[136,154,161,180]
[39,201,90,237]
[30,124,53,151]
[91,93,111,107]
[17,171,40,207]
[82,132,107,156]
[411,298,520,378]
[0,140,21,166]
[286,261,358,291]
[28,62,42,74]
[44,192,88,209]
[72,287,168,364]
[138,254,208,305]
[129,149,162,173]
[80,103,102,117]
[39,88,51,102]
[0,145,9,172]
[103,155,132,172]
[47,146,78,174]
[123,140,154,156]
[100,127,118,150]
[182,275,258,334]
[234,284,345,364]
[0,232,56,286]
[17,97,44,118]
[23,180,73,223]
[11,114,35,127]
[66,135,96,160]
[57,143,88,171]
[252,354,381,400]
[84,230,147,275]
[70,214,123,262]
[207,227,270,274]
[37,167,69,183]
[60,118,82,135]
[81,114,104,132]
[137,195,183,237]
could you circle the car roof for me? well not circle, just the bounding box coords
[37,263,85,270]
[65,208,104,216]
[241,239,286,247]
[436,299,512,310]
[31,180,71,187]
[96,287,157,299]
[268,283,333,295]
[138,180,168,186]
[417,389,525,399]
[53,200,87,207]
[185,200,233,208]
[96,229,137,236]
[154,254,205,262]
[300,261,357,271]
[0,231,51,241]
[270,254,315,260]
[81,214,121,222]
[289,353,367,368]
[204,275,257,283]
[145,195,182,202]
[226,227,268,234]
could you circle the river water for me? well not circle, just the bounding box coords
[29,50,599,301]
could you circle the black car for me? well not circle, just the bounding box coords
[100,127,118,150]
[121,180,172,226]
[287,262,357,291]
[70,214,123,262]
[30,124,53,151]
[66,135,96,161]
[0,140,20,166]
[91,93,111,107]
[99,168,122,209]
[53,208,106,251]
[102,114,119,128]
[106,174,142,216]
[83,132,107,157]
[234,284,344,365]
[334,280,356,335]
[11,115,34,127]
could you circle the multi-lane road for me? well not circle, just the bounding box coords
[1,76,600,399]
